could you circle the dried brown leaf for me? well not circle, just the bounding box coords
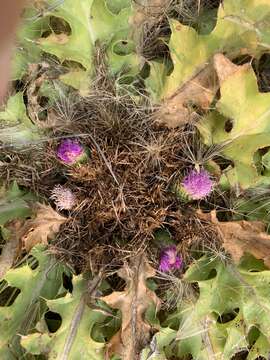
[19,203,67,252]
[157,63,217,128]
[213,53,245,84]
[102,255,160,360]
[198,210,270,266]
[0,220,22,278]
[157,53,244,128]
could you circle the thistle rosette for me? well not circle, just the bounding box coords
[56,139,88,165]
[159,245,182,272]
[50,185,77,211]
[174,169,213,202]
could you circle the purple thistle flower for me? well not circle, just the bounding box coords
[181,169,213,200]
[57,139,86,164]
[159,245,182,272]
[50,185,77,210]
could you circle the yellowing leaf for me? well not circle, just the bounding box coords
[102,255,160,360]
[21,275,105,360]
[36,0,140,93]
[60,69,90,96]
[199,56,270,189]
[38,0,94,71]
[161,0,270,99]
[19,204,67,252]
[0,93,40,146]
[183,254,270,358]
[147,0,270,127]
[0,246,68,350]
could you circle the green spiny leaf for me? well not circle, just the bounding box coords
[0,93,40,146]
[175,255,270,359]
[20,333,51,356]
[0,182,35,227]
[35,0,140,93]
[0,245,68,353]
[13,7,49,80]
[39,0,94,71]
[199,62,270,189]
[21,275,106,359]
[90,0,131,44]
[247,331,270,360]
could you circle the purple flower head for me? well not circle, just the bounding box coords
[159,245,182,272]
[50,185,77,210]
[181,169,213,200]
[57,139,85,164]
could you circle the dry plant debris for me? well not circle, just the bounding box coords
[102,255,160,360]
[3,0,270,358]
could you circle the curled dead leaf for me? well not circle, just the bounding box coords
[198,210,270,267]
[19,203,67,252]
[102,255,160,360]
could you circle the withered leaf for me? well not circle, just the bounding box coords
[198,210,270,267]
[157,53,242,128]
[0,220,22,278]
[102,255,160,360]
[157,64,217,128]
[20,203,67,252]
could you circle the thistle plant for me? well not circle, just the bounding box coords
[3,0,270,359]
[174,169,213,202]
[50,185,77,211]
[56,139,88,165]
[159,245,182,272]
